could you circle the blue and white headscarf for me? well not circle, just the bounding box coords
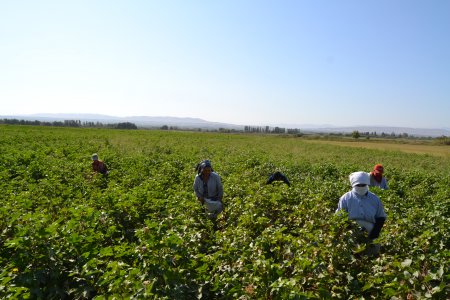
[196,160,212,174]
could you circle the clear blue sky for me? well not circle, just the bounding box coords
[1,1,449,128]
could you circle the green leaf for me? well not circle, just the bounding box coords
[361,282,373,291]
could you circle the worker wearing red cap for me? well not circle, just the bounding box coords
[369,164,388,190]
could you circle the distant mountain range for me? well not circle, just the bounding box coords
[1,113,449,137]
[1,113,243,130]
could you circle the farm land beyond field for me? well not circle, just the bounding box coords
[0,125,448,299]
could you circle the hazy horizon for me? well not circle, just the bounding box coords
[3,113,450,133]
[1,1,449,128]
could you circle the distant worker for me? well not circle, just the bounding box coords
[266,171,290,186]
[193,160,224,220]
[92,153,108,175]
[369,164,388,190]
[336,171,387,256]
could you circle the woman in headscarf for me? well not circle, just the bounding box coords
[193,160,224,219]
[369,164,388,190]
[336,171,387,256]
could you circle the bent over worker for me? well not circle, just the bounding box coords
[193,160,224,219]
[92,153,108,175]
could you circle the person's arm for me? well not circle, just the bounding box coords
[336,195,348,214]
[382,178,388,190]
[193,177,204,204]
[374,198,387,220]
[100,162,108,174]
[368,217,385,239]
[216,175,224,201]
[369,197,387,239]
[281,174,290,186]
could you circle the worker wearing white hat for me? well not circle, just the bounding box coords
[337,171,387,241]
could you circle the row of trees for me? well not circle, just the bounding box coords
[243,127,413,138]
[0,119,137,129]
[243,125,301,134]
[351,130,412,139]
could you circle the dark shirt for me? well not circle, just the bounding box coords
[267,172,290,186]
[92,160,108,175]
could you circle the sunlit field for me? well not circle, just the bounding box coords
[1,125,448,299]
[302,139,450,158]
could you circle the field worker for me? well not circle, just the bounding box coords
[369,164,388,190]
[336,171,387,254]
[92,153,108,175]
[266,171,291,186]
[193,160,224,220]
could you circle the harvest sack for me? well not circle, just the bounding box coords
[204,198,223,219]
